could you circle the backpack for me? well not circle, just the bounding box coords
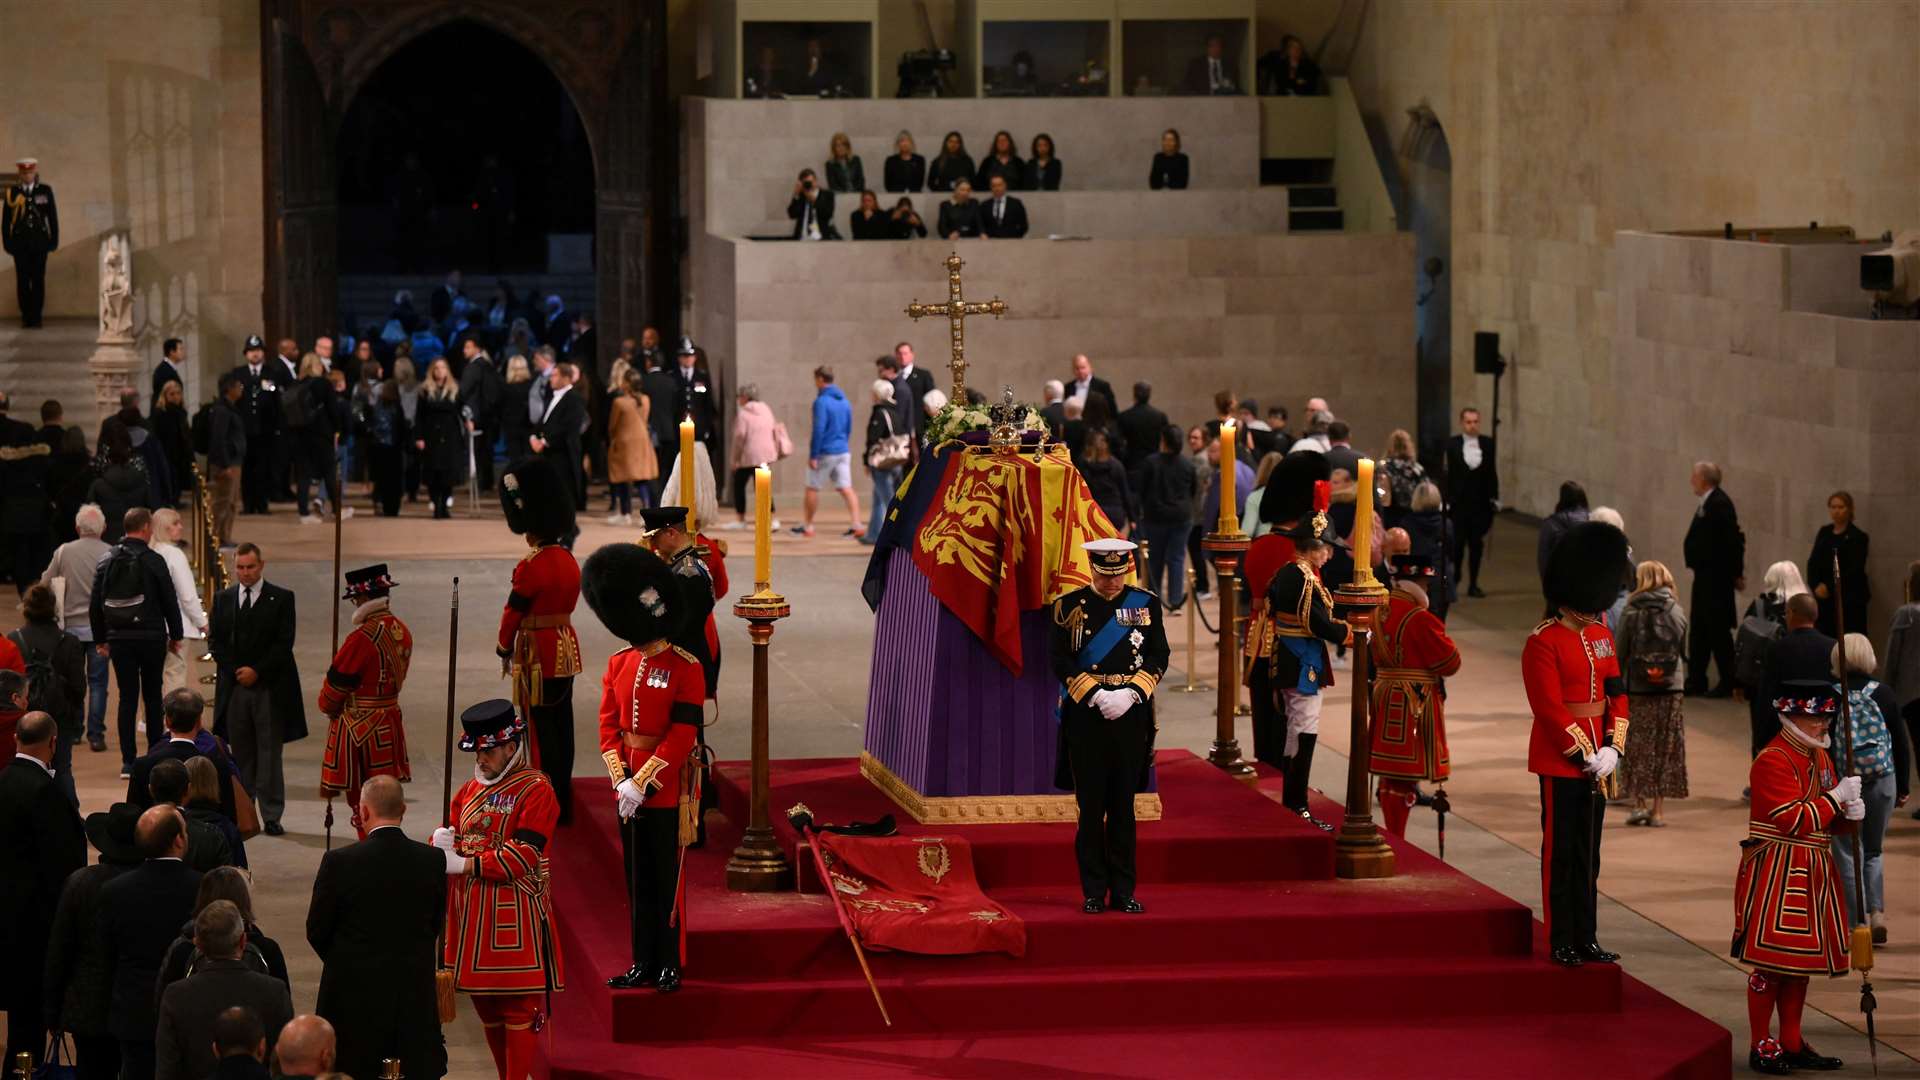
[7,627,64,719]
[100,546,153,633]
[1843,681,1895,778]
[281,380,312,429]
[191,403,213,456]
[1627,601,1684,689]
[1733,599,1784,688]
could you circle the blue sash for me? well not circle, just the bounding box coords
[1279,635,1328,695]
[1078,590,1148,668]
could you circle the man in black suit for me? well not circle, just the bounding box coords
[1066,354,1117,418]
[0,713,87,1070]
[1750,593,1834,754]
[206,1007,271,1080]
[980,175,1029,238]
[875,355,915,437]
[99,804,202,1080]
[306,775,448,1080]
[1039,381,1067,440]
[271,1016,337,1080]
[210,543,304,835]
[532,360,589,516]
[127,689,236,819]
[154,901,293,1080]
[1683,460,1745,696]
[151,337,186,407]
[456,336,504,492]
[1444,406,1498,598]
[642,345,681,475]
[894,342,935,438]
[1182,34,1240,95]
[788,169,839,240]
[1118,381,1169,475]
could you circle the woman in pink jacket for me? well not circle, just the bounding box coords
[726,383,782,529]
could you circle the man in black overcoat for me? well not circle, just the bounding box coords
[0,713,87,1069]
[98,805,203,1080]
[1682,460,1745,696]
[209,542,305,834]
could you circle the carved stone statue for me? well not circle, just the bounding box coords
[98,234,133,343]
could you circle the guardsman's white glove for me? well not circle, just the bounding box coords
[1584,746,1620,779]
[1092,688,1136,720]
[616,778,644,820]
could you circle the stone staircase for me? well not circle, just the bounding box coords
[0,318,117,434]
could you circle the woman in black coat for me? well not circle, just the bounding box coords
[849,190,893,239]
[48,426,93,544]
[938,181,983,239]
[363,379,409,517]
[293,357,340,520]
[85,423,152,541]
[1149,128,1189,190]
[1808,489,1871,636]
[1078,431,1136,534]
[1024,133,1063,191]
[156,867,289,996]
[927,131,974,192]
[498,354,535,464]
[974,130,1024,191]
[413,358,467,519]
[1401,481,1457,622]
[149,381,194,507]
[883,130,926,192]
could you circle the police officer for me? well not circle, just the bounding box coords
[230,337,282,514]
[668,337,721,478]
[1050,538,1168,914]
[3,157,58,328]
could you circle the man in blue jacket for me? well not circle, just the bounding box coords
[793,365,862,539]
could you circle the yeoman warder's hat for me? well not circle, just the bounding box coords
[342,564,395,601]
[1771,679,1841,718]
[499,457,576,540]
[1083,537,1137,578]
[582,543,679,647]
[458,698,525,752]
[1542,522,1630,616]
[1390,552,1437,582]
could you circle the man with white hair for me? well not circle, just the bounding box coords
[1040,380,1067,439]
[41,504,114,752]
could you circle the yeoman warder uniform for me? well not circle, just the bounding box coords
[1262,482,1351,829]
[583,542,705,992]
[1522,522,1631,967]
[1050,538,1168,915]
[318,564,413,837]
[1369,553,1461,837]
[433,700,564,1080]
[1732,680,1855,1075]
[498,458,584,821]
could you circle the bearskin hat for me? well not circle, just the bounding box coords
[499,457,577,540]
[1260,450,1333,525]
[582,542,680,647]
[1543,521,1631,615]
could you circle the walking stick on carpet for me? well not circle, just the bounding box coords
[436,577,461,1023]
[1830,555,1878,1075]
[796,815,891,1027]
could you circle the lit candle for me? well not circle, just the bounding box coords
[679,417,697,536]
[754,464,772,589]
[1352,457,1375,580]
[1217,419,1237,531]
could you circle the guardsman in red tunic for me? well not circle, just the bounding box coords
[318,564,412,837]
[1733,680,1856,1074]
[1370,553,1462,837]
[1523,522,1631,967]
[583,542,704,992]
[433,699,563,1080]
[498,457,584,821]
[1245,452,1325,769]
[642,505,725,845]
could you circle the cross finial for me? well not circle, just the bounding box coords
[903,252,1008,406]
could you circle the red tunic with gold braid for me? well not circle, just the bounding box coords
[1368,591,1462,782]
[496,543,583,707]
[1521,618,1628,780]
[694,535,728,690]
[1731,733,1850,976]
[443,764,566,993]
[317,603,413,795]
[597,641,703,810]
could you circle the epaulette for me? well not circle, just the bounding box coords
[1529,619,1556,637]
[701,536,730,558]
[1126,584,1160,602]
[670,644,700,664]
[610,645,635,658]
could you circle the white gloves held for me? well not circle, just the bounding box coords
[430,827,456,852]
[1091,688,1137,720]
[616,778,645,820]
[442,847,469,876]
[1584,746,1620,780]
[1841,798,1867,822]
[1827,775,1862,805]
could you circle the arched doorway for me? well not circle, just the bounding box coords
[1403,108,1452,467]
[260,0,668,357]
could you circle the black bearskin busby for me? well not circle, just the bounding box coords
[1543,521,1631,616]
[582,542,680,647]
[500,457,577,541]
[1260,450,1332,525]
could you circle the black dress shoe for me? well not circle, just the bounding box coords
[654,966,681,993]
[87,735,106,752]
[1112,896,1145,914]
[1298,809,1334,833]
[606,966,650,989]
[1549,945,1586,967]
[1583,943,1620,963]
[263,821,285,837]
[1081,897,1105,915]
[1781,1042,1843,1071]
[1467,585,1487,598]
[1748,1040,1793,1075]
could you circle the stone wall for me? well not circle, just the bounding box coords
[1345,0,1920,522]
[0,0,265,400]
[1612,231,1920,616]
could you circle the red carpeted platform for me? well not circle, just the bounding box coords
[546,750,1730,1079]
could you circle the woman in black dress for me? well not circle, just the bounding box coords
[1079,431,1135,535]
[883,130,925,192]
[928,131,974,192]
[499,354,534,462]
[413,358,466,519]
[1149,128,1189,190]
[1024,133,1062,191]
[974,130,1024,191]
[149,380,194,507]
[889,197,928,239]
[293,354,341,521]
[1808,489,1871,636]
[825,132,865,193]
[849,190,892,239]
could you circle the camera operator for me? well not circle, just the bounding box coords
[788,169,840,241]
[889,197,928,239]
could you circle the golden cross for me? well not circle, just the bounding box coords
[904,252,1007,406]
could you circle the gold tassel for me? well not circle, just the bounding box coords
[435,969,457,1023]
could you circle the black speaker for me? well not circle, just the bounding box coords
[1473,331,1502,374]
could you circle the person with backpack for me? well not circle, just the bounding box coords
[1616,560,1690,827]
[9,583,86,805]
[1829,633,1910,944]
[87,506,183,776]
[291,353,345,525]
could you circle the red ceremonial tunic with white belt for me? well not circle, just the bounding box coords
[497,543,583,707]
[317,605,413,794]
[443,765,566,994]
[1521,618,1627,779]
[1368,592,1462,782]
[1731,733,1850,976]
[597,641,703,809]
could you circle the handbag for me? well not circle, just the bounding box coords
[865,411,912,472]
[771,420,795,460]
[231,777,263,840]
[35,1032,79,1080]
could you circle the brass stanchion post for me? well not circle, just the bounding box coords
[1203,529,1254,782]
[1332,576,1394,878]
[1181,563,1211,693]
[726,585,795,891]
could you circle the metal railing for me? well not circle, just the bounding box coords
[188,464,230,683]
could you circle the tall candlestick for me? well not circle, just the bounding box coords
[679,417,697,535]
[754,464,772,589]
[1352,457,1375,580]
[1218,419,1238,531]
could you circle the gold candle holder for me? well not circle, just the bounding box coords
[1201,528,1254,783]
[727,590,795,891]
[1332,577,1395,879]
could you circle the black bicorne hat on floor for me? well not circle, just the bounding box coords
[1542,522,1631,616]
[582,542,679,647]
[500,456,577,540]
